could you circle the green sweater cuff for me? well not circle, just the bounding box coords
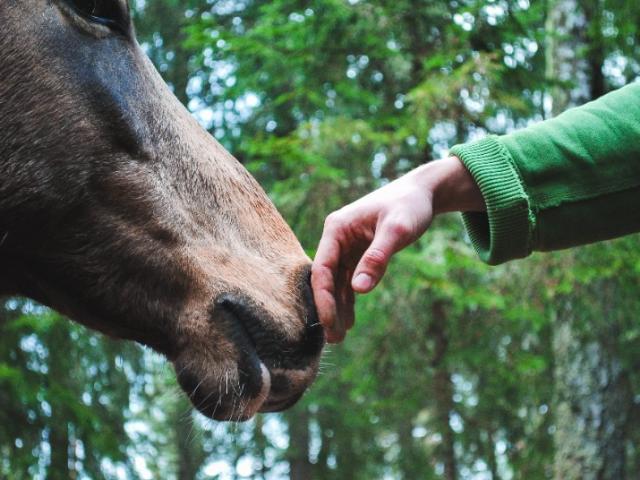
[450,136,534,265]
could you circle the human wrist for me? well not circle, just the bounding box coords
[418,156,485,215]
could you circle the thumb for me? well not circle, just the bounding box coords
[351,220,411,293]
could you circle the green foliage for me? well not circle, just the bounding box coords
[0,302,144,478]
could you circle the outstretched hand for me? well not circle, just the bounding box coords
[311,156,484,343]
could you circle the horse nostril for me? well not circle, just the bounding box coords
[215,294,265,348]
[302,266,320,330]
[298,265,325,355]
[215,295,265,398]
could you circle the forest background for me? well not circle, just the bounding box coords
[2,0,640,479]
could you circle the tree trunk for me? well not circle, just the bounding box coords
[175,414,199,480]
[545,0,586,116]
[545,2,630,478]
[252,415,268,480]
[286,406,313,480]
[552,296,631,480]
[582,0,606,99]
[172,396,206,480]
[47,324,71,480]
[314,415,333,480]
[48,418,70,480]
[429,301,456,480]
[485,428,499,480]
[397,417,428,480]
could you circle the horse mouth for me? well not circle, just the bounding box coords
[191,363,272,422]
[176,294,322,422]
[181,359,317,422]
[219,313,319,420]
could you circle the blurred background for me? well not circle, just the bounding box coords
[3,0,640,478]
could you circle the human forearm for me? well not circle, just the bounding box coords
[427,156,486,215]
[452,82,640,264]
[311,156,484,343]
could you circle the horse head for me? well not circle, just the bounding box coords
[0,0,324,420]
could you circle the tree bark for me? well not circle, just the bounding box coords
[48,418,70,480]
[429,301,457,480]
[397,417,428,480]
[545,2,631,478]
[172,396,206,480]
[581,0,606,99]
[486,428,499,480]
[545,0,586,116]
[552,297,631,480]
[286,406,313,480]
[253,415,269,480]
[47,324,71,480]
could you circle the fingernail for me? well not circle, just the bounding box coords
[353,273,373,291]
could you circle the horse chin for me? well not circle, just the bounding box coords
[200,363,272,422]
[174,352,321,422]
[259,364,320,413]
[173,356,262,422]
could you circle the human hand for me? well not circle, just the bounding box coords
[311,156,484,343]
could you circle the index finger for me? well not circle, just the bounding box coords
[311,230,346,341]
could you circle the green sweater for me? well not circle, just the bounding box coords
[450,81,640,265]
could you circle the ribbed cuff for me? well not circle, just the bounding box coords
[450,136,534,265]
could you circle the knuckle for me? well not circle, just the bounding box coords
[310,263,323,278]
[386,218,412,238]
[324,211,344,230]
[311,263,331,282]
[364,247,388,268]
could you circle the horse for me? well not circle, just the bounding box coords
[0,0,324,421]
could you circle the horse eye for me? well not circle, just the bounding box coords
[70,0,98,17]
[66,0,129,34]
